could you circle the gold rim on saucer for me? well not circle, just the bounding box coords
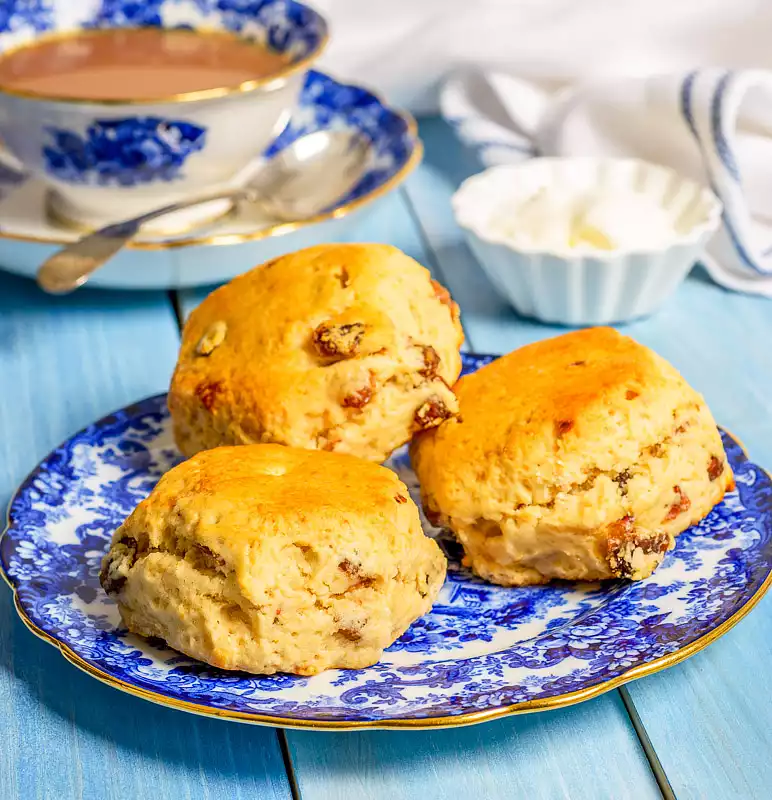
[0,23,329,106]
[0,425,767,731]
[0,97,423,252]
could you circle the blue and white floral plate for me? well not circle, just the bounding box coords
[0,69,420,290]
[2,354,771,730]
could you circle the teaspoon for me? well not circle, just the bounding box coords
[36,129,370,294]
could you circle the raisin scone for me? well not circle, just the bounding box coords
[100,444,446,675]
[169,243,464,461]
[410,327,734,586]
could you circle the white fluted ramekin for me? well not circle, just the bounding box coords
[452,158,722,325]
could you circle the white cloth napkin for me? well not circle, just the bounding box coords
[313,0,772,116]
[441,69,772,296]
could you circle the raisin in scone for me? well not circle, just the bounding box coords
[410,327,734,586]
[100,444,446,675]
[169,244,464,461]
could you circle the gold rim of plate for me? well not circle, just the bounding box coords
[0,426,768,731]
[0,25,330,105]
[0,74,422,252]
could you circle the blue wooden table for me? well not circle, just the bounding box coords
[1,118,771,800]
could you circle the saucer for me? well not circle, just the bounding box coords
[0,70,421,290]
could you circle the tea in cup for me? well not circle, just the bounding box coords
[0,0,328,232]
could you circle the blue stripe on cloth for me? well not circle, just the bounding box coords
[711,71,741,180]
[722,213,768,274]
[680,71,699,138]
[710,71,771,274]
[682,70,768,275]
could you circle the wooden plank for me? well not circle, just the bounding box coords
[0,274,291,800]
[176,190,452,325]
[288,695,659,800]
[624,597,772,800]
[402,117,772,799]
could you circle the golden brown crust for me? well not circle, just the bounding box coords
[413,327,725,502]
[169,244,464,461]
[411,328,734,586]
[100,444,447,675]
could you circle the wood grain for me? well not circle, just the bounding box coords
[0,275,291,800]
[288,695,660,800]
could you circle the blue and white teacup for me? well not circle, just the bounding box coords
[0,1,328,232]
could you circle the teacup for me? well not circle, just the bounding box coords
[0,0,328,233]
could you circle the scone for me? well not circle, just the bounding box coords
[169,243,464,462]
[410,327,734,586]
[100,444,446,675]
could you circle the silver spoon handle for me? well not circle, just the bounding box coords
[36,189,241,294]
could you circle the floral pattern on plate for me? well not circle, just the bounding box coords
[1,354,771,728]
